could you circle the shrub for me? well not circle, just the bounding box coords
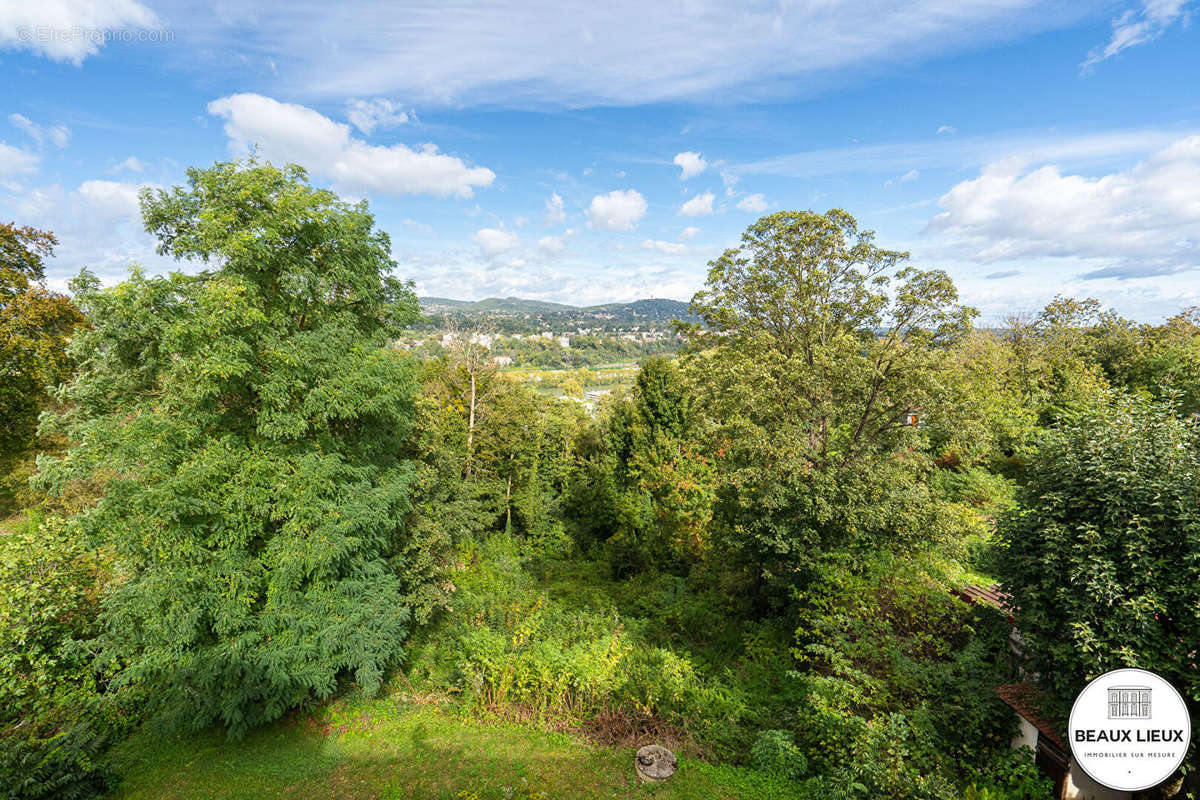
[929,467,1015,517]
[962,748,1052,800]
[403,536,749,751]
[750,729,808,779]
[0,720,113,800]
[789,554,1016,798]
[0,517,114,800]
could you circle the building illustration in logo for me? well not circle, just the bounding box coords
[1107,685,1151,719]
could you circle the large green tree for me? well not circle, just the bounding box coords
[36,160,422,736]
[684,210,975,594]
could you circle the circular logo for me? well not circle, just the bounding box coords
[1069,668,1191,792]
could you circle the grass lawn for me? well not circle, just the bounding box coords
[109,692,800,800]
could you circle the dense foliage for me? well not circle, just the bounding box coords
[0,223,85,511]
[0,517,114,800]
[568,356,714,573]
[34,160,423,738]
[682,210,976,602]
[998,390,1200,791]
[4,169,1199,799]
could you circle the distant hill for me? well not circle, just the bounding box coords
[472,297,576,313]
[583,298,691,316]
[418,297,473,310]
[419,296,687,315]
[416,296,696,332]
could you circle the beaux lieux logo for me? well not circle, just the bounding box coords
[1069,668,1191,792]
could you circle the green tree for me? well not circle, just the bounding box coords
[923,330,1038,471]
[0,223,85,509]
[684,210,975,595]
[478,384,583,542]
[1111,308,1200,414]
[997,391,1200,789]
[1002,297,1110,427]
[578,357,715,573]
[36,160,422,737]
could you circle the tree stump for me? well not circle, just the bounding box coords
[634,744,677,783]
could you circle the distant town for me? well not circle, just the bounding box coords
[396,296,693,372]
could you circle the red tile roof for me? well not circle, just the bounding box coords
[956,583,1013,611]
[954,583,1017,625]
[995,682,1064,750]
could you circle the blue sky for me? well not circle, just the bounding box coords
[2,1,1199,321]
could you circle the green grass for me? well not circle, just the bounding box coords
[109,691,801,800]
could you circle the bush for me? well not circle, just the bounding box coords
[0,721,113,800]
[0,517,114,800]
[750,730,808,779]
[787,554,1016,798]
[962,748,1052,800]
[929,467,1015,517]
[403,536,750,751]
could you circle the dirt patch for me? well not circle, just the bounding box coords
[576,709,697,755]
[458,701,705,759]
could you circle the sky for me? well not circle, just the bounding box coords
[1,0,1199,322]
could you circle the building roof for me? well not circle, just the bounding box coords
[995,682,1065,750]
[954,583,1016,623]
[956,583,1012,610]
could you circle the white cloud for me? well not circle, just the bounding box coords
[1082,0,1191,72]
[401,218,434,234]
[207,93,495,199]
[733,126,1197,180]
[673,151,707,179]
[736,193,768,212]
[9,113,70,148]
[538,228,574,256]
[401,247,701,307]
[678,191,715,217]
[166,1,1095,106]
[720,169,741,196]
[0,177,168,289]
[680,226,701,240]
[587,189,647,230]
[544,192,566,225]
[927,135,1200,279]
[113,155,145,173]
[345,98,409,134]
[885,169,920,186]
[473,227,520,259]
[0,0,158,64]
[642,239,689,255]
[209,93,357,168]
[937,125,957,135]
[0,142,41,185]
[76,179,143,218]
